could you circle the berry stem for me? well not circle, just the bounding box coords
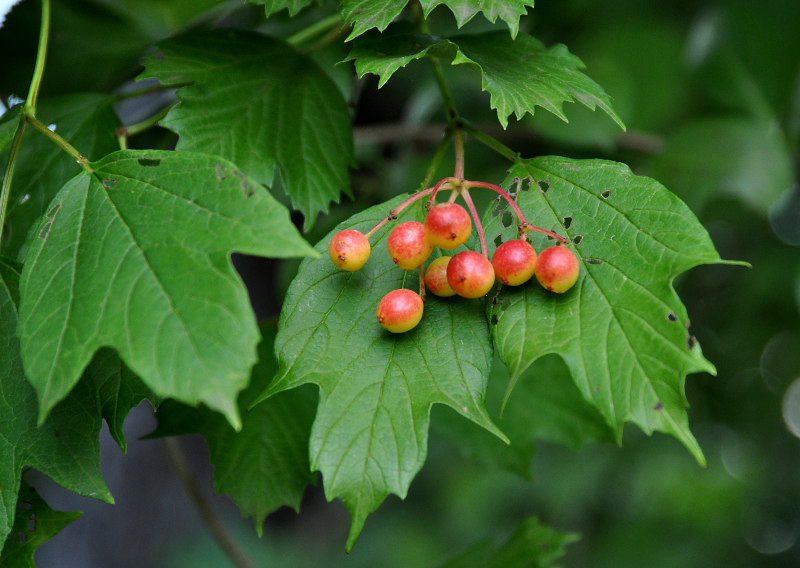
[460,188,488,258]
[364,186,436,239]
[464,179,567,244]
[418,265,426,301]
[452,123,465,179]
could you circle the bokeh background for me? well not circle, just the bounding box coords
[2,0,799,566]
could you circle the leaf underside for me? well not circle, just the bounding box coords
[139,29,353,231]
[17,150,315,430]
[257,194,506,549]
[483,157,725,464]
[345,28,624,129]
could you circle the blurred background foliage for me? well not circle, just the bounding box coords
[2,0,799,566]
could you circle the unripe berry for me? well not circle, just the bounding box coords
[425,202,472,250]
[387,221,433,270]
[424,256,456,297]
[376,288,424,333]
[447,250,495,299]
[492,239,537,286]
[329,229,370,271]
[535,245,580,293]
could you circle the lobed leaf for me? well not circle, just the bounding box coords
[139,29,353,231]
[17,150,315,429]
[345,28,624,129]
[484,157,733,464]
[0,258,110,556]
[246,0,317,17]
[255,194,506,549]
[0,480,82,567]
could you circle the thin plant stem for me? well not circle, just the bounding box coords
[419,129,452,190]
[418,265,426,300]
[364,186,437,239]
[460,188,487,257]
[287,14,343,46]
[115,104,174,150]
[452,123,465,178]
[460,120,520,164]
[163,437,256,568]
[27,116,92,173]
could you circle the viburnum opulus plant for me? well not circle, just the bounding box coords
[0,0,743,563]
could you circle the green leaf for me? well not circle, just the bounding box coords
[0,105,21,152]
[247,0,317,17]
[0,480,82,567]
[345,29,624,130]
[435,516,578,568]
[0,258,111,556]
[139,29,353,231]
[434,354,615,479]
[255,194,507,549]
[148,326,316,534]
[484,157,731,464]
[340,0,533,40]
[648,117,794,215]
[87,348,153,453]
[420,0,534,38]
[0,94,120,259]
[18,150,316,430]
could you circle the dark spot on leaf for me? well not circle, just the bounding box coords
[654,401,663,411]
[215,163,227,181]
[687,335,697,350]
[19,501,32,510]
[667,312,678,322]
[232,168,255,198]
[601,190,611,199]
[28,514,36,531]
[490,314,498,325]
[573,235,583,245]
[137,157,161,167]
[585,257,603,264]
[538,180,550,193]
[101,178,117,190]
[563,216,572,229]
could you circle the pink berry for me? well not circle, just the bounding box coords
[424,202,472,250]
[535,245,580,293]
[387,221,433,270]
[446,250,495,299]
[329,229,370,271]
[424,256,456,297]
[376,288,424,333]
[492,239,537,286]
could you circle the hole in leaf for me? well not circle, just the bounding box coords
[494,235,503,247]
[490,314,498,326]
[601,190,611,199]
[667,312,678,322]
[101,178,117,190]
[501,210,514,229]
[28,514,36,532]
[137,157,161,167]
[563,216,572,229]
[654,401,664,411]
[18,193,30,204]
[573,235,583,245]
[215,163,227,181]
[687,335,697,350]
[585,257,603,265]
[538,180,550,193]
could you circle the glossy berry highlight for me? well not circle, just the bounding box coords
[424,202,472,250]
[329,229,371,271]
[535,245,580,293]
[491,239,537,286]
[376,289,424,333]
[447,250,495,299]
[424,256,456,297]
[387,221,433,270]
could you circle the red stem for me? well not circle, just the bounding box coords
[365,186,436,239]
[460,188,487,257]
[464,179,567,244]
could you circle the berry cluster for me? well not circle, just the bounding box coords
[328,177,580,333]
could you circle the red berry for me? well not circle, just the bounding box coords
[535,245,580,293]
[424,256,456,297]
[447,250,495,299]
[329,229,370,271]
[424,202,472,250]
[376,289,424,333]
[492,239,537,286]
[387,221,433,270]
